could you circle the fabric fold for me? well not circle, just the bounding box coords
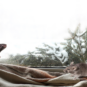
[0,63,86,87]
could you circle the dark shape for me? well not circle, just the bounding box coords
[0,44,7,52]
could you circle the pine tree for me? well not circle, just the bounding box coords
[61,25,87,64]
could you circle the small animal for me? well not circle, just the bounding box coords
[63,62,87,78]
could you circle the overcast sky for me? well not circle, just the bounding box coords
[0,0,87,58]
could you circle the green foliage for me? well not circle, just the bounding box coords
[7,43,66,66]
[61,25,87,64]
[5,25,87,66]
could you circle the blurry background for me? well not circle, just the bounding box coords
[0,0,87,66]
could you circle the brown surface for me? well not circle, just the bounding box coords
[0,63,81,87]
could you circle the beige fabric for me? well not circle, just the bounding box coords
[0,69,42,85]
[46,74,79,86]
[74,81,87,87]
[0,63,86,87]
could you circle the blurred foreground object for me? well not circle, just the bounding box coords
[0,44,7,52]
[0,44,7,58]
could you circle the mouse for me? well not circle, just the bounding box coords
[63,62,87,78]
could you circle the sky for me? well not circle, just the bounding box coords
[0,0,87,58]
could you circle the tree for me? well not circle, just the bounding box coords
[61,25,87,64]
[7,54,26,65]
[7,43,67,66]
[35,43,67,66]
[23,51,38,66]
